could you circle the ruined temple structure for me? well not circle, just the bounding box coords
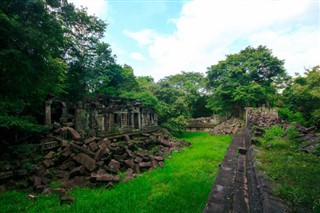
[45,95,158,134]
[186,116,227,132]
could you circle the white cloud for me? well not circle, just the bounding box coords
[130,52,145,61]
[68,0,108,19]
[124,29,159,46]
[130,0,319,80]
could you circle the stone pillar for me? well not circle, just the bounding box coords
[138,109,141,130]
[97,114,105,132]
[131,113,134,128]
[75,101,84,131]
[45,98,53,125]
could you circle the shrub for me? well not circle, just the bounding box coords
[162,115,188,135]
[278,108,306,125]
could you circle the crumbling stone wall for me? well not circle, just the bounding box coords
[45,95,158,134]
[245,107,279,127]
[187,116,227,132]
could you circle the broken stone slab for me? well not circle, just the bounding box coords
[134,157,143,163]
[84,137,96,144]
[60,161,75,170]
[98,138,111,149]
[60,127,81,140]
[73,153,96,172]
[107,159,120,173]
[70,166,85,178]
[124,159,135,168]
[70,143,94,156]
[42,141,60,150]
[89,142,99,152]
[151,159,159,168]
[126,149,133,157]
[133,164,140,174]
[43,159,55,168]
[154,156,164,161]
[157,136,171,147]
[94,148,105,161]
[114,153,128,161]
[61,148,72,158]
[135,150,147,158]
[139,161,153,168]
[44,151,55,159]
[96,173,114,182]
[124,134,131,142]
[124,171,134,182]
[33,176,43,188]
[63,176,88,189]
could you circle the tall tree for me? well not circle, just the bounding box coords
[59,2,108,100]
[0,0,67,110]
[0,0,68,142]
[207,45,287,117]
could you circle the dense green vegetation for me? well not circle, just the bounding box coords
[278,66,320,128]
[0,133,232,213]
[255,126,320,212]
[1,0,319,139]
[207,46,288,117]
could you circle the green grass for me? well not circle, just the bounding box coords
[0,132,232,213]
[255,126,320,212]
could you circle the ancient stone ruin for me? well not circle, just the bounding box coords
[0,95,190,200]
[187,116,227,132]
[45,94,158,135]
[245,107,279,128]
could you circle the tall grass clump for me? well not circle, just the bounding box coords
[255,125,320,212]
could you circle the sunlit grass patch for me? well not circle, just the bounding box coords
[255,126,320,212]
[0,132,231,213]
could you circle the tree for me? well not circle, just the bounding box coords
[280,66,320,127]
[60,2,108,100]
[0,0,67,111]
[0,0,68,143]
[207,45,287,117]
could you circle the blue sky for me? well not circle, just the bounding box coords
[69,0,319,81]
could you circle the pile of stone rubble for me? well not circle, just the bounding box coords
[291,123,320,154]
[0,126,190,195]
[210,118,244,135]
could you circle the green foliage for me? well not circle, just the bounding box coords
[0,116,50,134]
[0,133,232,213]
[162,115,189,135]
[256,125,320,211]
[207,45,287,117]
[278,108,306,125]
[156,72,211,118]
[280,65,320,128]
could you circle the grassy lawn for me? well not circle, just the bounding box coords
[0,132,232,213]
[255,126,320,212]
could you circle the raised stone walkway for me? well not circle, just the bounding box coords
[203,127,289,213]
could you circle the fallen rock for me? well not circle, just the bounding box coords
[73,153,96,172]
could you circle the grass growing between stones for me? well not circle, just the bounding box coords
[255,125,320,212]
[0,132,231,213]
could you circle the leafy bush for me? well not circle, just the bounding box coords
[278,108,306,125]
[162,115,189,135]
[0,116,50,134]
